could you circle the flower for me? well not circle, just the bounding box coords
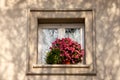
[46,38,84,64]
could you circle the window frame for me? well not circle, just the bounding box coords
[38,23,85,64]
[27,9,96,75]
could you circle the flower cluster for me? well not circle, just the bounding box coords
[47,38,84,64]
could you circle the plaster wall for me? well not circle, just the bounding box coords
[0,0,120,80]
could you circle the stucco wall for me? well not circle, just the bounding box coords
[0,0,120,80]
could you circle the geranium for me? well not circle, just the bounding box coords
[46,38,84,64]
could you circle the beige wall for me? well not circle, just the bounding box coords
[0,0,120,80]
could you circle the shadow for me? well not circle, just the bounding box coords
[95,0,120,80]
[0,0,120,80]
[0,0,27,80]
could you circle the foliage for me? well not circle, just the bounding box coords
[45,49,62,64]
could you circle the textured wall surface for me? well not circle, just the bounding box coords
[0,0,120,80]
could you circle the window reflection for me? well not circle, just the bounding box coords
[65,28,81,44]
[41,29,58,63]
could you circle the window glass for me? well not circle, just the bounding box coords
[38,28,58,63]
[38,24,84,64]
[65,28,81,44]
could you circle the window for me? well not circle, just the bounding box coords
[38,24,85,64]
[27,10,96,75]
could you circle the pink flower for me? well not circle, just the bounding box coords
[49,38,84,64]
[81,49,84,56]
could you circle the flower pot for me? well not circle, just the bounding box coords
[65,61,70,64]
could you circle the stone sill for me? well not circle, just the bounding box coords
[26,71,96,75]
[33,64,90,68]
[26,64,96,75]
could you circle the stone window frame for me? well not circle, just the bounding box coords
[26,9,96,75]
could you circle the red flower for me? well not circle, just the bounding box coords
[48,38,84,64]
